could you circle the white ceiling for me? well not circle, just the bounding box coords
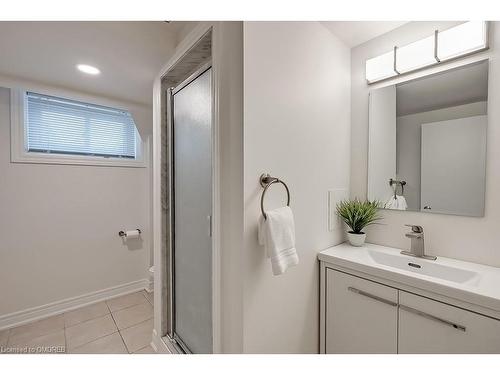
[0,22,185,106]
[397,60,489,116]
[321,21,408,47]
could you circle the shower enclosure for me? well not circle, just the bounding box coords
[154,23,243,354]
[155,30,215,354]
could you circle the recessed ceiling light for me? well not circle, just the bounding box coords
[76,64,100,75]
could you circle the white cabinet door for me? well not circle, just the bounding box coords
[399,291,500,353]
[325,269,398,353]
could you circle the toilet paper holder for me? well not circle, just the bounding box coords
[118,229,142,237]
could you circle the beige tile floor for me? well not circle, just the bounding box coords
[0,290,157,354]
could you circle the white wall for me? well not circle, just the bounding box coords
[215,22,245,354]
[420,115,487,217]
[174,22,200,46]
[351,21,500,265]
[396,102,487,209]
[0,86,152,318]
[368,85,396,204]
[243,21,350,353]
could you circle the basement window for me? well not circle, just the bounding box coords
[10,89,146,167]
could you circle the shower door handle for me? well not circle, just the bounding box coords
[207,215,212,237]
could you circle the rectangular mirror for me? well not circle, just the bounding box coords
[368,60,488,216]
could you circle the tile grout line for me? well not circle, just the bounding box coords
[111,300,149,313]
[67,306,118,353]
[105,299,112,315]
[63,325,68,354]
[108,309,130,353]
[112,299,152,317]
[5,328,11,346]
[65,313,109,330]
[23,293,142,332]
[133,344,152,354]
[118,314,153,332]
[6,315,65,348]
[106,292,149,314]
[117,315,154,354]
[117,330,130,353]
[65,311,110,329]
[68,293,150,353]
[117,318,154,354]
[66,313,117,352]
[68,330,119,353]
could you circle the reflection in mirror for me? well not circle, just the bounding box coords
[368,60,488,216]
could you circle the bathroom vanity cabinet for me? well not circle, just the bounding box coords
[319,243,500,354]
[325,270,398,353]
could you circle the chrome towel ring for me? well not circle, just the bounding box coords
[260,173,291,220]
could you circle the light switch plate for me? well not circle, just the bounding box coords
[328,189,349,231]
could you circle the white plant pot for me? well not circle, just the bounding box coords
[347,231,366,247]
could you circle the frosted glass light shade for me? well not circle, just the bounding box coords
[365,21,488,84]
[438,21,487,61]
[366,50,396,83]
[396,35,436,73]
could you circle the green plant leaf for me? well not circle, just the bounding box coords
[336,198,383,234]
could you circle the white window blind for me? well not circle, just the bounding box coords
[25,92,137,159]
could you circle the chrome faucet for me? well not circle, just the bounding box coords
[400,224,437,260]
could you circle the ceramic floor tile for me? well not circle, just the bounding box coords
[0,329,9,346]
[8,314,65,346]
[64,302,110,327]
[112,302,153,330]
[3,292,154,354]
[133,344,156,354]
[65,314,117,349]
[70,332,127,354]
[120,319,153,353]
[106,292,147,312]
[5,330,65,354]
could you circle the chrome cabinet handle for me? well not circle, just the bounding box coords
[400,304,466,332]
[347,287,398,307]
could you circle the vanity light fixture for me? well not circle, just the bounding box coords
[365,21,488,84]
[76,64,101,75]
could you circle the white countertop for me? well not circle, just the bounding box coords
[318,242,500,313]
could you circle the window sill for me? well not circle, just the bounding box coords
[11,152,147,168]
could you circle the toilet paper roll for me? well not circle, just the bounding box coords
[125,229,141,239]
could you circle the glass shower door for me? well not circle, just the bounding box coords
[171,67,213,354]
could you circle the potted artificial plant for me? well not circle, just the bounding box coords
[336,199,382,247]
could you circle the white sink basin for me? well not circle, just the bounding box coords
[368,250,480,284]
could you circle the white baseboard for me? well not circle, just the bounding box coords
[0,279,150,330]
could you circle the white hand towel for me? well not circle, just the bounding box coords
[384,195,408,210]
[258,206,299,276]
